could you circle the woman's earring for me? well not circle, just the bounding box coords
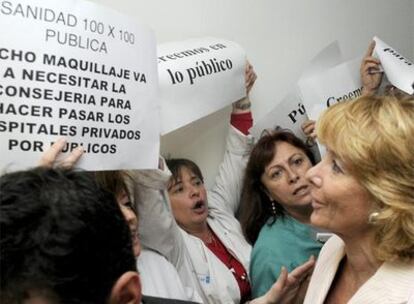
[271,200,277,216]
[368,212,380,224]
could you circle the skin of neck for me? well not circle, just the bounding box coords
[340,229,382,284]
[283,203,313,224]
[182,221,211,241]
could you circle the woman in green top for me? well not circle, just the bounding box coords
[239,130,323,300]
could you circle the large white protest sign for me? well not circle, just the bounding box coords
[298,57,363,121]
[0,0,159,171]
[373,36,414,95]
[158,37,246,134]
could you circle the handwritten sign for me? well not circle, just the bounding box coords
[158,37,246,134]
[0,0,159,171]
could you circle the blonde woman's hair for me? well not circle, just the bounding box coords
[317,95,414,262]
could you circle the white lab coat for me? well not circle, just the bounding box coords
[130,126,253,304]
[138,249,202,303]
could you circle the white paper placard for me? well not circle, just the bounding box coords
[250,89,307,140]
[298,57,362,158]
[250,89,321,161]
[299,57,363,121]
[250,41,343,160]
[299,40,344,157]
[373,36,414,95]
[158,37,246,134]
[0,0,159,172]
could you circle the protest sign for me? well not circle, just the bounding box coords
[158,37,246,134]
[250,89,321,161]
[0,0,159,171]
[298,57,362,157]
[373,36,414,95]
[251,41,343,160]
[251,90,307,140]
[298,57,362,121]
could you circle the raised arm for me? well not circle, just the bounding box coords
[232,61,257,114]
[128,162,207,302]
[128,161,187,267]
[208,61,256,215]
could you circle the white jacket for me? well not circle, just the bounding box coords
[304,235,414,304]
[130,126,253,304]
[138,249,203,303]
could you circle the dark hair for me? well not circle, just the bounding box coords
[166,158,204,188]
[0,167,136,304]
[239,131,316,245]
[94,170,129,199]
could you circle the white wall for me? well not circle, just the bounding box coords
[412,0,414,60]
[92,0,414,187]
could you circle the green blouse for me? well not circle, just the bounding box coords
[250,215,323,297]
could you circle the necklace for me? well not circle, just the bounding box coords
[204,229,217,246]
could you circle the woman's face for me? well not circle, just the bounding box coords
[117,190,141,257]
[305,149,374,236]
[261,141,313,211]
[168,167,208,231]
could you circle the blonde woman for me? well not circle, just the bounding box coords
[304,95,414,303]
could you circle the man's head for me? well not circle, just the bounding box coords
[0,167,141,304]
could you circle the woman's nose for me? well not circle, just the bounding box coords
[289,174,299,184]
[287,168,300,184]
[306,164,322,187]
[189,185,200,197]
[125,209,137,224]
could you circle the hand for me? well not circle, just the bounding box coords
[38,138,84,169]
[232,61,257,113]
[250,256,315,304]
[245,61,257,95]
[301,120,316,140]
[360,40,383,96]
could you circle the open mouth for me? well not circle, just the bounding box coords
[293,185,309,196]
[192,200,207,214]
[193,200,205,210]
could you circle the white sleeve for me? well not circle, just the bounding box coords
[207,125,254,216]
[127,163,186,269]
[128,163,206,303]
[138,250,203,303]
